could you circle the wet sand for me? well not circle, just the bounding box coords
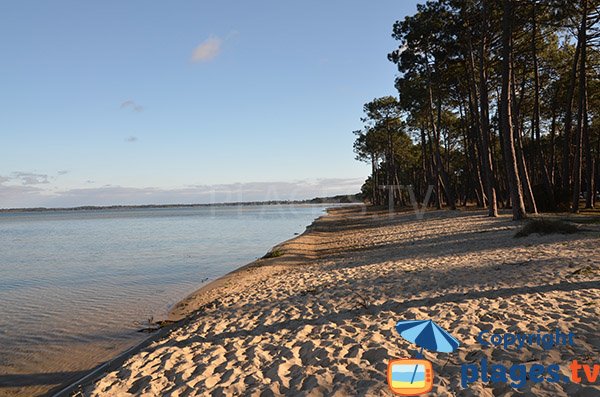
[82,206,600,396]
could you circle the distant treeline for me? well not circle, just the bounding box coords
[306,194,363,204]
[0,194,363,213]
[353,0,599,219]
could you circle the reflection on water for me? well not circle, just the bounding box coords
[0,205,325,396]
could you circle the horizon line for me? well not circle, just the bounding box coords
[0,193,363,213]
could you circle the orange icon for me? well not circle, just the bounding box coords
[387,359,434,396]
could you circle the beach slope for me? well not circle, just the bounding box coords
[85,207,600,396]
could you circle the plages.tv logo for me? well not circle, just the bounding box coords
[388,320,460,396]
[388,359,434,396]
[461,329,600,388]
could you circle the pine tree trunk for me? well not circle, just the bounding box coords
[478,0,498,217]
[420,125,428,203]
[500,0,526,220]
[425,61,456,210]
[549,98,558,186]
[512,68,537,214]
[531,1,555,210]
[426,129,441,209]
[563,38,581,200]
[572,0,588,213]
[420,124,431,204]
[515,123,538,214]
[464,92,486,207]
[595,137,600,208]
[371,154,378,205]
[582,10,593,210]
[386,120,397,209]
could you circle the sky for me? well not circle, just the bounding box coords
[0,1,420,208]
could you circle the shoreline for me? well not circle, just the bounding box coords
[165,205,344,322]
[50,206,343,397]
[69,206,600,396]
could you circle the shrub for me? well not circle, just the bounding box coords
[263,249,283,258]
[514,218,580,238]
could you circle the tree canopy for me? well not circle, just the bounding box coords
[353,0,600,219]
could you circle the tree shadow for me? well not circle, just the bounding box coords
[180,279,599,347]
[309,211,597,269]
[192,208,600,345]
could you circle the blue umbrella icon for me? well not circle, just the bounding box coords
[395,319,460,384]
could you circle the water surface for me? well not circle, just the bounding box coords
[0,205,326,396]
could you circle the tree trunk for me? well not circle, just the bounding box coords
[386,122,395,208]
[500,0,526,220]
[425,128,441,209]
[420,125,428,203]
[531,0,555,210]
[478,0,498,217]
[572,0,588,213]
[425,61,456,210]
[593,136,600,206]
[371,154,379,205]
[549,89,559,186]
[582,8,593,209]
[512,68,537,214]
[464,87,486,207]
[563,37,582,199]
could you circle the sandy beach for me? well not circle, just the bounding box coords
[80,206,600,396]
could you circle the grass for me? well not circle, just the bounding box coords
[514,218,580,238]
[263,249,284,258]
[565,217,600,225]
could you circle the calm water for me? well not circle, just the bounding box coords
[0,205,327,396]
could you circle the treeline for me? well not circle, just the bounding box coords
[0,195,363,213]
[353,0,599,219]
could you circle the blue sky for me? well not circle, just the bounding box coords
[0,1,419,208]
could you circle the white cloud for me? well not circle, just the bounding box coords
[0,171,70,188]
[191,36,223,62]
[120,100,144,112]
[12,172,50,185]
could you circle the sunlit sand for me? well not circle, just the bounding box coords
[82,207,600,396]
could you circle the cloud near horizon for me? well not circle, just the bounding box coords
[120,100,144,112]
[1,170,71,187]
[12,172,50,185]
[0,178,364,209]
[191,36,223,62]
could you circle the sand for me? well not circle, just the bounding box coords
[82,207,600,396]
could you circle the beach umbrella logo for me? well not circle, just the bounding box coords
[387,320,460,396]
[395,319,460,356]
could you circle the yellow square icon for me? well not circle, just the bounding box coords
[387,359,434,396]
